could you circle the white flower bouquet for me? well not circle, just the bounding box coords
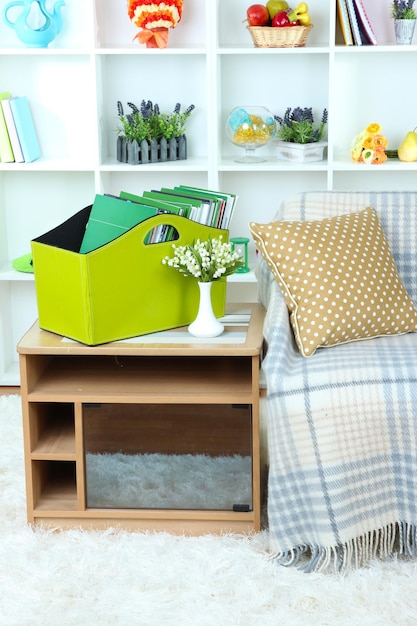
[162,236,244,282]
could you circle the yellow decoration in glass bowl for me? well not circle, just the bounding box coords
[233,115,272,145]
[226,106,276,163]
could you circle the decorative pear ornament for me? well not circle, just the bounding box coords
[398,127,417,162]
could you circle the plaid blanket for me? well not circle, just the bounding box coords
[258,191,417,572]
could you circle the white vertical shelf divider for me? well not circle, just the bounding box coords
[326,0,337,192]
[206,0,219,190]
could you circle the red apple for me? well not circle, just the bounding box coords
[247,4,270,26]
[271,11,298,26]
[271,11,289,26]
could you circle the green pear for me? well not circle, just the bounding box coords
[398,128,417,162]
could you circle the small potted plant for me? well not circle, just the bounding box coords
[273,106,328,162]
[391,1,417,44]
[162,236,244,337]
[116,100,195,165]
[392,0,417,18]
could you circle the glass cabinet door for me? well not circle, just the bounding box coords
[83,403,252,511]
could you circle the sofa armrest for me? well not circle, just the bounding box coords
[257,256,299,379]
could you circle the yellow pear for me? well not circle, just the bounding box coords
[398,128,417,162]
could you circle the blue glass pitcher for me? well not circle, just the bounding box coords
[3,0,65,48]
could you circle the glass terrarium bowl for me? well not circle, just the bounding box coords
[226,106,276,163]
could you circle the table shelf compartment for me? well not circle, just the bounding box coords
[28,355,253,401]
[32,460,78,511]
[29,403,76,459]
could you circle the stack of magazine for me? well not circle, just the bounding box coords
[79,186,237,254]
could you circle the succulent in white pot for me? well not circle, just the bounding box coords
[273,106,328,163]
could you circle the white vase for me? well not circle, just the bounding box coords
[394,19,416,45]
[188,281,224,338]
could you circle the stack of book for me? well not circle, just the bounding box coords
[337,0,377,46]
[0,92,41,163]
[79,187,238,254]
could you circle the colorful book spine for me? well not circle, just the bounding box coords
[337,0,353,45]
[353,0,377,45]
[1,98,24,163]
[346,0,362,45]
[0,91,14,163]
[9,96,41,163]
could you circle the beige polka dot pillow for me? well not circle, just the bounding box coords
[249,207,417,357]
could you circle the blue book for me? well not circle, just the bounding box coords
[9,96,41,163]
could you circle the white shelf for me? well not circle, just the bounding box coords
[0,263,33,282]
[96,46,207,55]
[1,0,417,385]
[334,44,417,53]
[0,156,96,172]
[100,157,208,171]
[218,158,330,172]
[217,45,331,54]
[332,157,417,171]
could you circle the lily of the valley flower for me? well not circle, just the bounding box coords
[162,237,244,282]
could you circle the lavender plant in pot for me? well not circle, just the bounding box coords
[391,1,417,44]
[273,106,328,163]
[116,100,195,165]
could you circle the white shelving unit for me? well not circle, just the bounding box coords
[1,0,416,385]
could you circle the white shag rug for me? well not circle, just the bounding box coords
[1,395,417,626]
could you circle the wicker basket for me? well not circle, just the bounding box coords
[247,24,313,48]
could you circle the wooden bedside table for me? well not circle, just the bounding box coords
[17,303,265,535]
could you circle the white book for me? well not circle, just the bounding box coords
[1,97,24,162]
[346,0,362,45]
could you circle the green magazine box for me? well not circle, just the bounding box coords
[31,207,227,345]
